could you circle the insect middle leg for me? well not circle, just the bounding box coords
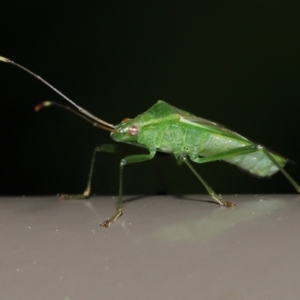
[179,145,260,206]
[181,144,300,207]
[180,146,261,206]
[179,154,234,207]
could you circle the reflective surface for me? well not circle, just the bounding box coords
[1,195,299,300]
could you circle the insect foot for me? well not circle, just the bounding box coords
[223,200,235,208]
[100,211,123,228]
[211,192,235,208]
[59,193,90,200]
[58,184,91,200]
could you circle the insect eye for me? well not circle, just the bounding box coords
[128,125,139,136]
[121,118,130,123]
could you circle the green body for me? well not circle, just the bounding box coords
[112,100,285,177]
[1,55,298,228]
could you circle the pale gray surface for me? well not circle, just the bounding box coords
[0,195,300,300]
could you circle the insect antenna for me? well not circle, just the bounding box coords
[0,55,116,131]
[35,101,116,132]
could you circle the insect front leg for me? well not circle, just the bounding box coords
[179,154,234,207]
[100,151,156,228]
[60,144,122,199]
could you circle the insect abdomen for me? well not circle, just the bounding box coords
[141,121,286,177]
[198,134,286,177]
[225,151,285,177]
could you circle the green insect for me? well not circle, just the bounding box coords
[1,56,300,227]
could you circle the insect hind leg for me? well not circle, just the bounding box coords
[260,146,300,193]
[179,154,235,207]
[190,144,300,194]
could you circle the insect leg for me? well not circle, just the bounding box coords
[60,144,124,199]
[100,151,156,227]
[260,146,300,193]
[192,144,300,193]
[179,145,260,206]
[186,145,259,206]
[179,154,234,207]
[192,145,258,164]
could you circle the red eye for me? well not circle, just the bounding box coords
[128,125,139,136]
[121,118,130,123]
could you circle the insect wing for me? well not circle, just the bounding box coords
[180,115,248,141]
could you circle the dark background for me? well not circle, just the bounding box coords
[1,1,300,196]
